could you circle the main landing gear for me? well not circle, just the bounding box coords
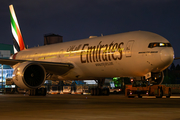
[29,88,47,96]
[91,79,109,96]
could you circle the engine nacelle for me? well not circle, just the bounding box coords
[12,62,46,89]
[150,72,164,85]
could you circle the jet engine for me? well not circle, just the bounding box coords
[150,72,164,85]
[12,62,46,89]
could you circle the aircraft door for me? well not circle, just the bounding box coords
[125,40,134,57]
[59,49,63,58]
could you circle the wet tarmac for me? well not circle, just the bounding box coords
[0,94,180,120]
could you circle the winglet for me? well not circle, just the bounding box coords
[9,4,26,53]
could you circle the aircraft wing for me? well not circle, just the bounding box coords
[0,58,74,75]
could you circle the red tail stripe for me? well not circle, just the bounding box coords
[13,53,18,59]
[16,24,25,50]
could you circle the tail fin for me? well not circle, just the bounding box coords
[9,4,26,53]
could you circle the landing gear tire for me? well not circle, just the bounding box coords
[166,88,171,98]
[91,88,95,96]
[128,96,135,98]
[138,94,142,98]
[102,88,109,96]
[91,88,109,96]
[156,87,163,98]
[29,88,47,96]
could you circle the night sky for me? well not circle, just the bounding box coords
[0,0,180,64]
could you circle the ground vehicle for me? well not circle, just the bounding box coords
[61,86,71,94]
[110,87,122,94]
[125,80,171,98]
[49,85,59,94]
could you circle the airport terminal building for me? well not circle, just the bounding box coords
[0,43,14,89]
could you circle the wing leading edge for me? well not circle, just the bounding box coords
[0,58,74,75]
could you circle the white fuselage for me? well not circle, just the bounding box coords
[13,31,174,80]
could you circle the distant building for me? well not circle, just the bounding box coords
[0,43,14,57]
[0,43,14,89]
[44,34,63,45]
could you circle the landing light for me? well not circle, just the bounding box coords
[160,43,165,46]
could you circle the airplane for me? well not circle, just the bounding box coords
[0,5,174,95]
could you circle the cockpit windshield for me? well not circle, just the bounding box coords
[148,43,172,48]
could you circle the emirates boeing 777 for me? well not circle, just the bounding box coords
[0,5,174,95]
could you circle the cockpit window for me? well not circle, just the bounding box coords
[148,43,172,48]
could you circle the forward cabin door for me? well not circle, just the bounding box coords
[125,40,134,57]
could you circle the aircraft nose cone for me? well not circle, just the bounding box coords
[160,48,174,66]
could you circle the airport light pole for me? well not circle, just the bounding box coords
[1,64,3,93]
[1,54,3,93]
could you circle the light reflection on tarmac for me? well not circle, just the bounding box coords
[0,94,180,120]
[142,96,180,98]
